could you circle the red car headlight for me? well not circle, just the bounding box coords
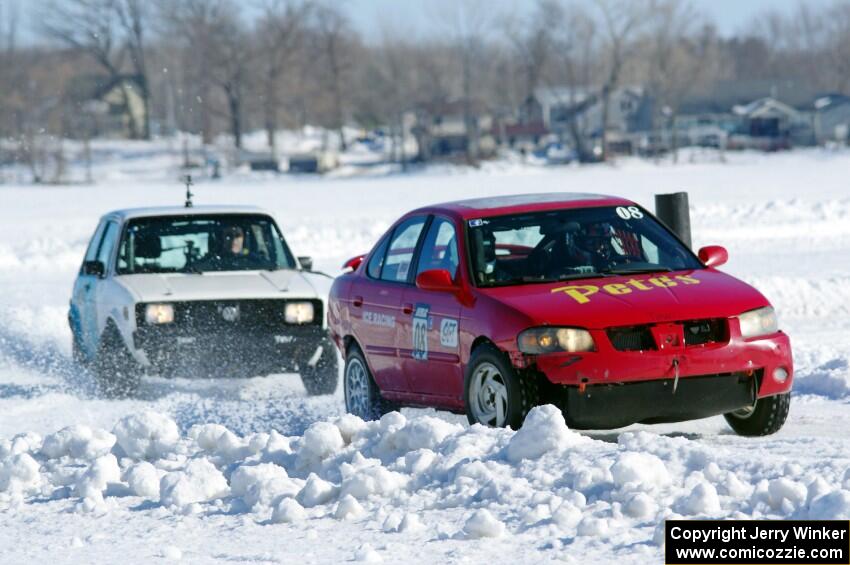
[518,327,595,354]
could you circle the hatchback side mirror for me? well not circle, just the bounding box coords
[416,269,457,293]
[698,245,728,268]
[298,256,313,271]
[82,260,105,277]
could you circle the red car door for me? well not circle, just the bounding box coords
[399,216,463,398]
[351,216,428,392]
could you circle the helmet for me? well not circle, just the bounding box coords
[577,222,613,255]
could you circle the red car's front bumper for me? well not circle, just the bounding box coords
[529,330,793,399]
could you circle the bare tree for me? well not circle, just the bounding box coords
[257,0,311,152]
[442,0,492,165]
[115,0,151,138]
[504,0,560,104]
[592,0,647,160]
[644,0,721,161]
[41,0,147,139]
[312,2,357,151]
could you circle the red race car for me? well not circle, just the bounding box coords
[327,193,793,436]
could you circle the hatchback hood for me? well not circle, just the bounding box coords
[481,269,770,329]
[117,270,320,303]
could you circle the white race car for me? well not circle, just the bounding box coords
[68,205,338,396]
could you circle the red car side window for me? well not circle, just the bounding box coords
[379,216,427,283]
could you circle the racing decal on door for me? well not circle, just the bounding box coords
[363,310,396,328]
[412,304,430,360]
[440,318,459,348]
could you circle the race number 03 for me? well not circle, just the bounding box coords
[615,206,644,220]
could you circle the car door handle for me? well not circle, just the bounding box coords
[352,296,363,308]
[402,303,414,315]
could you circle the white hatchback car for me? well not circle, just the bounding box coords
[69,205,338,396]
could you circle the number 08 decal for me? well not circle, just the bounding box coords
[615,206,644,220]
[412,304,430,361]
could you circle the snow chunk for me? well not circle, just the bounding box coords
[271,497,307,523]
[611,451,671,491]
[0,453,41,494]
[577,516,609,536]
[334,494,366,520]
[340,465,408,500]
[354,543,383,563]
[506,405,581,462]
[230,463,300,510]
[334,414,368,444]
[552,502,582,529]
[768,478,807,512]
[398,513,424,533]
[296,422,345,470]
[41,425,115,461]
[809,490,850,519]
[113,412,179,460]
[624,492,657,519]
[464,509,505,538]
[296,473,338,507]
[159,458,229,508]
[75,454,121,499]
[678,482,721,516]
[124,461,160,499]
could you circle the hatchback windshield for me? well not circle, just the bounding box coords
[467,205,702,287]
[116,214,295,274]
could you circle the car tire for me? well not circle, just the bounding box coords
[344,345,396,420]
[93,323,141,398]
[300,339,340,396]
[464,343,539,429]
[71,332,88,367]
[724,392,790,436]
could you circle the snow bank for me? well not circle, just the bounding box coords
[1,403,849,550]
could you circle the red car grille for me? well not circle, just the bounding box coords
[607,319,727,351]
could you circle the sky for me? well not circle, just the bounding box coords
[9,0,802,45]
[342,0,802,42]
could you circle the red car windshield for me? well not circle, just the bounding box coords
[466,205,702,287]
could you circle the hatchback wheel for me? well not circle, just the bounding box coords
[93,323,141,398]
[464,343,538,429]
[344,345,395,420]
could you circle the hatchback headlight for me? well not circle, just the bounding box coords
[518,327,595,354]
[737,306,778,339]
[145,303,174,325]
[285,302,315,324]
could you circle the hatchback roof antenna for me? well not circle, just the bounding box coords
[184,174,194,208]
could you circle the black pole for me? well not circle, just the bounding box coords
[654,191,692,248]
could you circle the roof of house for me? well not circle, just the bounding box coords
[67,74,144,103]
[732,97,801,118]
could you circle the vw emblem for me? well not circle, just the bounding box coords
[219,305,240,322]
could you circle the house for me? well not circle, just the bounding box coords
[813,95,850,145]
[408,100,497,162]
[66,74,147,139]
[503,86,653,157]
[730,97,815,149]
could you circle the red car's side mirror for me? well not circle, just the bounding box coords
[698,245,728,268]
[342,254,366,272]
[415,269,457,293]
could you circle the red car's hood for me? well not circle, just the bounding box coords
[478,269,769,329]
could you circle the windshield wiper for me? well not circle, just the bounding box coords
[182,265,204,274]
[600,266,673,276]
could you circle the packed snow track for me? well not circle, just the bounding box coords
[1,148,849,563]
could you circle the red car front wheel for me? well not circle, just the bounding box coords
[464,343,539,429]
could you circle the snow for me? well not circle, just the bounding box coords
[1,145,850,562]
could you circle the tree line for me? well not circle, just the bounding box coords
[1,0,849,164]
